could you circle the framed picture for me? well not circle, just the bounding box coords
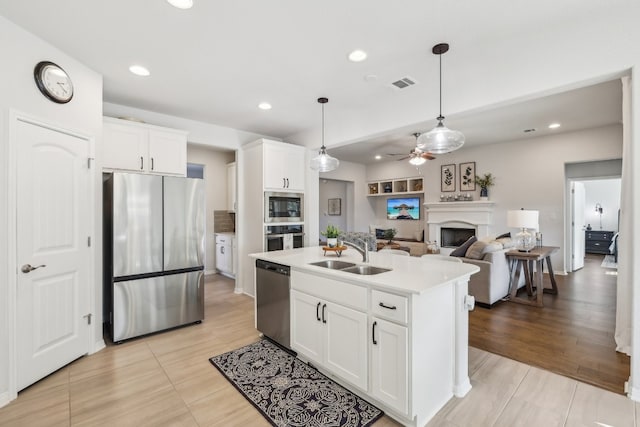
[328,198,341,215]
[441,164,455,192]
[459,161,476,191]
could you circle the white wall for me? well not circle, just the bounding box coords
[319,179,348,238]
[584,179,621,232]
[186,144,235,273]
[320,160,375,233]
[0,16,103,403]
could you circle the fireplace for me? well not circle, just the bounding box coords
[441,228,476,247]
[423,201,495,248]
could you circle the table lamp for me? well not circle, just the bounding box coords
[507,209,539,252]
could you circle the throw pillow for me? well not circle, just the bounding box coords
[483,241,504,253]
[496,232,511,239]
[496,236,515,249]
[466,241,488,259]
[450,236,477,257]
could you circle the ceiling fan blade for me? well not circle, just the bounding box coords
[421,152,436,160]
[396,155,410,161]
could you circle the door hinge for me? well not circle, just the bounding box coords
[87,157,94,169]
[83,313,92,325]
[87,236,91,247]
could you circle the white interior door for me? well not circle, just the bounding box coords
[16,119,91,391]
[571,181,586,271]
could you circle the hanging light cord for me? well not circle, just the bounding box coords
[321,102,325,150]
[438,51,443,121]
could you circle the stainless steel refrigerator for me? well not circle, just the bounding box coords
[103,172,205,342]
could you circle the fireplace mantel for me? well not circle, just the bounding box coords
[424,201,496,246]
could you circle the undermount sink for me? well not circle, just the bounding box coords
[309,260,356,270]
[341,265,392,275]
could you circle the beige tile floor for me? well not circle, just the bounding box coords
[0,275,637,427]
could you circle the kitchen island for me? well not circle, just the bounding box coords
[249,246,479,427]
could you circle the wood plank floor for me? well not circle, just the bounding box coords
[469,253,630,394]
[1,271,636,426]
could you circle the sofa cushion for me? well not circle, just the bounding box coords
[450,236,477,257]
[465,241,488,259]
[484,241,504,253]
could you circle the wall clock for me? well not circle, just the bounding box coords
[33,61,74,104]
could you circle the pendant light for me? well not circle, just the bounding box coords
[408,133,427,166]
[417,43,465,154]
[309,97,339,172]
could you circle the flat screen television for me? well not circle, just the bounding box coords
[386,197,420,220]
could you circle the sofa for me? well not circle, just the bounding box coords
[449,235,525,307]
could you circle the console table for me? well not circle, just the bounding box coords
[506,246,559,307]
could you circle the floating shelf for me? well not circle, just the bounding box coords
[367,176,424,197]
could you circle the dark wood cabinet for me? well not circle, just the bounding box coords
[585,230,614,254]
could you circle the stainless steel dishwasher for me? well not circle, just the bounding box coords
[256,259,290,349]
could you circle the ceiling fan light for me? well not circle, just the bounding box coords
[417,121,465,154]
[409,155,426,166]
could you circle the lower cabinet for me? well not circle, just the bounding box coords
[291,289,368,391]
[215,234,234,276]
[371,317,409,414]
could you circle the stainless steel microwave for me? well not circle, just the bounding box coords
[265,192,304,223]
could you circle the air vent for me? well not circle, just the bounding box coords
[391,76,417,89]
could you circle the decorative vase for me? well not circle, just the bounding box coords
[480,186,488,201]
[327,237,338,248]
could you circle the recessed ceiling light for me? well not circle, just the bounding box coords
[375,155,382,160]
[129,65,150,76]
[548,123,561,129]
[348,50,368,62]
[166,0,193,9]
[258,102,272,110]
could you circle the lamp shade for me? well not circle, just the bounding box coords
[416,121,465,154]
[507,210,539,229]
[310,149,339,172]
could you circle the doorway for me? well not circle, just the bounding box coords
[319,179,349,239]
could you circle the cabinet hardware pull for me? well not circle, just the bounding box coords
[316,302,321,321]
[286,178,289,188]
[379,302,397,310]
[151,157,154,170]
[140,156,144,170]
[282,178,286,188]
[372,321,378,345]
[221,246,225,254]
[322,304,327,324]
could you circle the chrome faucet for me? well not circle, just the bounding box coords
[342,239,369,263]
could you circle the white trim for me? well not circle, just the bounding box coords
[0,391,10,409]
[7,110,97,401]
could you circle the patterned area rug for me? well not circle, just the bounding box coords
[601,254,618,269]
[209,339,384,427]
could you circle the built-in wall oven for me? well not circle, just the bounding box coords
[265,192,304,223]
[265,224,304,251]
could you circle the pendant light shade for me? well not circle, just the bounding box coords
[416,43,465,154]
[310,97,339,172]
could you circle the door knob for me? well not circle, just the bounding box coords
[21,264,46,273]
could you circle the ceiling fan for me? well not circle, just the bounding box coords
[388,133,436,162]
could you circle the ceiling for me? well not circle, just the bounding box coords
[0,1,624,162]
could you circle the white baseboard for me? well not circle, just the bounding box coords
[0,391,10,409]
[204,269,216,276]
[92,339,106,354]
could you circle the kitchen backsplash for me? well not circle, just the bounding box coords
[214,210,235,233]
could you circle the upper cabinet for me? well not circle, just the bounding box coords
[227,162,237,212]
[263,140,306,192]
[103,117,188,176]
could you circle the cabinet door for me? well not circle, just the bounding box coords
[227,162,236,212]
[283,145,305,191]
[371,318,408,415]
[103,121,147,172]
[324,303,368,391]
[148,129,186,176]
[263,142,305,191]
[215,244,226,272]
[224,244,233,273]
[290,290,323,363]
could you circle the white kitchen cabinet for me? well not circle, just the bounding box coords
[103,117,187,176]
[371,317,409,415]
[215,234,234,276]
[263,140,306,191]
[227,162,236,212]
[291,288,368,391]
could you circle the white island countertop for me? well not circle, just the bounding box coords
[249,246,479,295]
